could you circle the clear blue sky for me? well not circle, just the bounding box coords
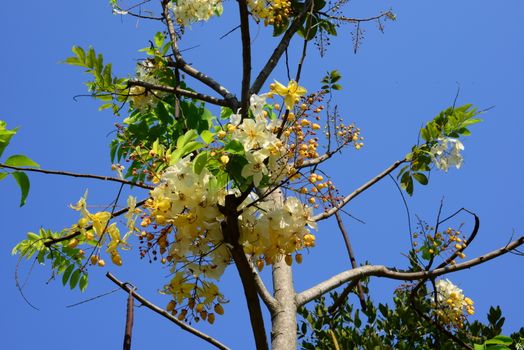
[1,1,523,349]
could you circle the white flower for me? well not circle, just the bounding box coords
[249,93,268,117]
[430,137,464,172]
[170,0,223,26]
[241,150,269,187]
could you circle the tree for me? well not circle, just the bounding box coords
[2,1,523,349]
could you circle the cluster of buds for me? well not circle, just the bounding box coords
[412,226,468,262]
[248,0,292,26]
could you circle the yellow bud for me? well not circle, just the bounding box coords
[85,230,95,241]
[195,303,204,313]
[312,123,321,130]
[207,313,215,324]
[218,130,227,139]
[97,259,106,267]
[256,259,265,271]
[111,253,122,266]
[308,197,316,204]
[90,255,99,265]
[300,119,311,127]
[214,304,224,315]
[220,155,230,165]
[167,301,176,311]
[274,103,280,110]
[300,103,307,110]
[155,215,167,225]
[285,255,293,266]
[78,217,89,228]
[67,238,79,249]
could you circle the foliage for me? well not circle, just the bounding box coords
[0,121,39,206]
[298,280,523,350]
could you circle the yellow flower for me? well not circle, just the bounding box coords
[271,80,307,110]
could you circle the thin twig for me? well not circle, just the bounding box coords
[329,211,366,313]
[313,159,406,221]
[127,80,231,107]
[0,163,152,190]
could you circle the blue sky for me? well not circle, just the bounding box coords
[1,1,523,349]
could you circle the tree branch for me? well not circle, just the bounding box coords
[250,0,314,94]
[313,159,406,221]
[219,194,269,350]
[296,236,524,306]
[161,0,239,108]
[106,272,231,350]
[250,259,278,311]
[0,163,152,190]
[127,80,232,107]
[330,211,366,312]
[238,0,251,120]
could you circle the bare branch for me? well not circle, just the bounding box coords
[330,211,366,313]
[250,0,314,94]
[106,272,231,350]
[161,1,238,107]
[296,236,524,306]
[0,163,152,190]
[313,159,406,221]
[249,259,278,311]
[238,0,252,120]
[128,80,231,107]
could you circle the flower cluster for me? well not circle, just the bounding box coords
[129,61,166,112]
[434,279,475,328]
[230,94,291,186]
[430,137,464,172]
[240,195,317,269]
[170,0,223,26]
[69,192,134,266]
[248,0,292,26]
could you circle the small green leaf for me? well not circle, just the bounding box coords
[412,173,428,185]
[62,264,75,286]
[5,155,39,168]
[201,130,215,144]
[224,140,245,154]
[69,269,81,289]
[12,171,30,206]
[193,152,208,175]
[79,274,88,292]
[485,336,513,345]
[0,172,7,181]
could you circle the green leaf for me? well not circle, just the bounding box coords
[154,32,165,48]
[62,264,75,286]
[412,173,428,185]
[192,152,208,175]
[176,129,199,149]
[224,140,245,154]
[5,154,39,168]
[0,172,7,181]
[0,121,18,158]
[79,274,88,292]
[485,336,513,345]
[12,171,30,206]
[69,269,81,289]
[201,130,215,144]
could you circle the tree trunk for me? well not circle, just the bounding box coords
[271,259,297,350]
